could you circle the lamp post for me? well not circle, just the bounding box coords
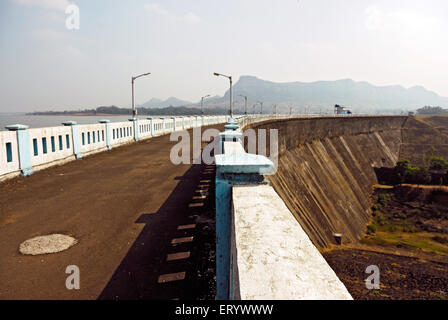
[257,101,263,114]
[132,72,151,118]
[213,72,233,117]
[252,103,259,115]
[201,94,211,115]
[238,94,248,115]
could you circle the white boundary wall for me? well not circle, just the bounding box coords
[0,115,235,181]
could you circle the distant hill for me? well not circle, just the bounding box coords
[207,76,448,114]
[31,76,448,116]
[140,97,192,108]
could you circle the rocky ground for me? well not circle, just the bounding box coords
[323,247,448,300]
[323,186,448,300]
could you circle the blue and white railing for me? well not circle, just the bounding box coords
[0,115,230,181]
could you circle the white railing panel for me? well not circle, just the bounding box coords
[29,126,74,167]
[110,122,134,146]
[0,131,20,175]
[78,123,108,153]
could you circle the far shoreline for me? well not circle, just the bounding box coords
[27,113,130,117]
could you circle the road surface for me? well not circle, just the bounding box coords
[0,124,223,300]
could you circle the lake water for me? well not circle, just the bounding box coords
[0,113,167,131]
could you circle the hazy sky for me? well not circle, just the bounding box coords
[1,0,447,112]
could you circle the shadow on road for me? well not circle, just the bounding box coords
[98,159,216,300]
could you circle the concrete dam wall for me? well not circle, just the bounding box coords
[400,116,448,166]
[247,116,408,248]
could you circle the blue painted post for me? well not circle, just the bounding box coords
[129,118,139,141]
[5,124,33,176]
[215,173,232,300]
[99,120,112,150]
[214,117,275,300]
[62,121,82,159]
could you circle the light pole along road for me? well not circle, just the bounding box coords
[238,94,248,115]
[201,94,211,115]
[252,102,259,114]
[257,101,263,114]
[131,72,151,118]
[213,72,233,117]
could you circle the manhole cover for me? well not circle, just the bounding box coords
[19,234,78,255]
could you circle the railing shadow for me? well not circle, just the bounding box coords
[98,161,217,300]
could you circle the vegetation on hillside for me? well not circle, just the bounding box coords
[381,157,448,186]
[417,106,448,115]
[365,187,448,256]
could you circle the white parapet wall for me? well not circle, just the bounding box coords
[231,185,353,300]
[0,114,301,182]
[0,115,240,182]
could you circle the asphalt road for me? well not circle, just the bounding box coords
[0,124,223,300]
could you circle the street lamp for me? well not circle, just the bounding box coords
[257,101,263,114]
[252,103,258,114]
[201,94,211,115]
[213,72,233,117]
[238,94,248,115]
[132,72,151,118]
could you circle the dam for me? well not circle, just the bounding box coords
[247,116,408,248]
[0,114,442,299]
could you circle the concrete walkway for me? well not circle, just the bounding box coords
[0,124,222,300]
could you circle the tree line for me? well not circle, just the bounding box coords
[29,105,229,116]
[388,157,448,185]
[416,106,448,115]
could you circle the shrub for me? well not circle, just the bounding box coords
[367,224,377,234]
[402,225,418,233]
[377,213,387,226]
[429,157,448,171]
[387,225,399,233]
[405,166,432,184]
[391,160,432,185]
[433,236,448,244]
[378,193,390,205]
[392,160,411,184]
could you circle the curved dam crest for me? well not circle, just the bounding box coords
[248,116,408,248]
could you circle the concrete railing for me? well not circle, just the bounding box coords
[215,117,353,300]
[0,115,231,182]
[2,113,321,181]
